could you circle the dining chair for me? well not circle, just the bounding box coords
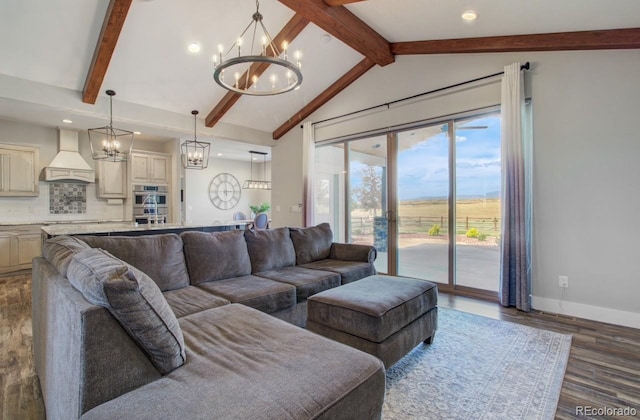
[233,211,247,221]
[253,213,269,230]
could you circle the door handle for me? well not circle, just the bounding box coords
[385,211,395,223]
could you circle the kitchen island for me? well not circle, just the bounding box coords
[41,221,248,240]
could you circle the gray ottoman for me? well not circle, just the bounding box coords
[307,274,437,368]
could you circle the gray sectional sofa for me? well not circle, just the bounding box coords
[32,223,384,419]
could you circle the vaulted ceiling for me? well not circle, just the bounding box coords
[0,0,639,147]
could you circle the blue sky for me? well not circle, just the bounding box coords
[397,115,501,200]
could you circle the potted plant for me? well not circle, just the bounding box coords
[249,202,271,218]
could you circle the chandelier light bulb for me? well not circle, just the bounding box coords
[462,10,477,21]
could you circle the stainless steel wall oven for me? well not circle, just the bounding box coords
[133,184,169,224]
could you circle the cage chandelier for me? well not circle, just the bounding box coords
[88,90,135,162]
[213,0,302,96]
[181,110,210,170]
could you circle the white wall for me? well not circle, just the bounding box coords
[271,130,304,228]
[184,157,270,225]
[271,50,640,327]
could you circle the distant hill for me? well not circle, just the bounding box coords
[404,191,500,201]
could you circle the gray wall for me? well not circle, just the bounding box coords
[271,49,640,327]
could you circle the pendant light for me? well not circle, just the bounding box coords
[243,150,270,189]
[181,110,211,170]
[88,90,135,162]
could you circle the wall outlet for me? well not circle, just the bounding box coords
[558,275,569,288]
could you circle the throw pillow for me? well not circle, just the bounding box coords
[244,227,296,273]
[289,223,333,265]
[80,234,190,291]
[42,235,91,277]
[67,248,186,374]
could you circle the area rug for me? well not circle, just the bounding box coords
[382,308,572,420]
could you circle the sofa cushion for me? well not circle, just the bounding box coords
[81,304,385,420]
[289,223,333,265]
[42,236,91,277]
[301,259,376,284]
[67,248,186,374]
[244,227,296,273]
[80,234,189,292]
[256,267,341,302]
[163,286,230,318]
[181,230,252,285]
[196,275,296,314]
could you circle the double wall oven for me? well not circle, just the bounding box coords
[133,184,169,224]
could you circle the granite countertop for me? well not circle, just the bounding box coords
[41,221,248,236]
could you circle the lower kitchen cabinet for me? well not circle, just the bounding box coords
[0,226,42,274]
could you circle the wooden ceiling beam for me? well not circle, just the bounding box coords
[273,57,375,139]
[391,28,640,55]
[205,14,310,128]
[324,0,365,6]
[82,0,133,104]
[279,0,394,66]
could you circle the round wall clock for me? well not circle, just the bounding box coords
[208,173,241,210]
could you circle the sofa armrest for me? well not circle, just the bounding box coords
[32,257,161,419]
[329,243,377,263]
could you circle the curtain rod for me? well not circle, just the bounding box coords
[310,62,530,127]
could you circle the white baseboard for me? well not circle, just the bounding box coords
[531,296,640,330]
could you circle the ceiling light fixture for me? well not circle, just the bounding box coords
[461,10,477,21]
[181,110,210,170]
[188,43,201,53]
[213,0,302,96]
[243,150,270,189]
[88,90,135,162]
[62,119,72,124]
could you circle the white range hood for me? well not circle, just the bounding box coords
[44,128,95,183]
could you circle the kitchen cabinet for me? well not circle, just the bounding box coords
[17,233,41,265]
[96,160,127,198]
[0,144,39,196]
[130,152,170,184]
[0,225,42,274]
[0,233,14,268]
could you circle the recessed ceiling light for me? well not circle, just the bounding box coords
[188,43,201,53]
[62,119,72,124]
[217,153,223,156]
[461,10,477,21]
[133,131,142,135]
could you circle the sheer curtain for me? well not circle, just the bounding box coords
[500,62,532,311]
[302,121,315,227]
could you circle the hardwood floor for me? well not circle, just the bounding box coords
[0,271,44,420]
[1,271,638,419]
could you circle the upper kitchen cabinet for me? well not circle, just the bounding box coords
[96,160,127,198]
[130,151,170,184]
[0,144,39,196]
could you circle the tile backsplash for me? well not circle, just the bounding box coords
[49,183,87,214]
[0,182,126,224]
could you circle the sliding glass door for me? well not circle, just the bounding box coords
[454,115,502,292]
[315,110,501,297]
[346,136,388,274]
[396,125,450,284]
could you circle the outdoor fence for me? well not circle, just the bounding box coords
[350,215,501,237]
